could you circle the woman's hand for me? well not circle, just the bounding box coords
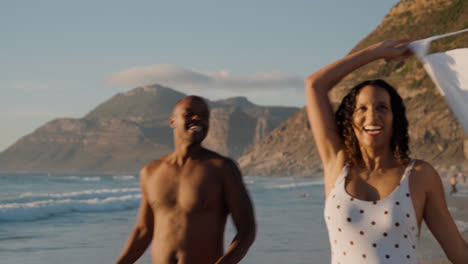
[368,39,413,61]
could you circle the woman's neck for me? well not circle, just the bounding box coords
[358,146,397,171]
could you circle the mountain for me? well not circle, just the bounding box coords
[239,0,468,177]
[0,84,298,173]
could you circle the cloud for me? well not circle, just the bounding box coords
[10,81,50,92]
[107,64,303,91]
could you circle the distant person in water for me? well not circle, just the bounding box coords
[450,174,458,195]
[116,96,256,264]
[305,39,468,263]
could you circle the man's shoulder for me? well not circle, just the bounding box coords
[140,155,171,178]
[203,149,237,168]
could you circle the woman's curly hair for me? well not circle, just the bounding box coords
[335,79,410,166]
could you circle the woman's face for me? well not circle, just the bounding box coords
[352,85,393,150]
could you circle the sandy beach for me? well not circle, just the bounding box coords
[420,176,468,264]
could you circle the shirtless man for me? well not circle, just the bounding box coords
[450,173,458,195]
[116,96,256,264]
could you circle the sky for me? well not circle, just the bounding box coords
[0,0,400,151]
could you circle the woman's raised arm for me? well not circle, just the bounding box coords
[305,40,411,170]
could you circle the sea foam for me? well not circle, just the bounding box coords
[0,188,141,222]
[266,179,324,190]
[455,220,468,233]
[15,188,140,202]
[112,175,136,180]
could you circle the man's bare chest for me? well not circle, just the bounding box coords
[146,165,224,213]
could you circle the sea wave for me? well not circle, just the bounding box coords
[0,194,141,222]
[49,176,102,182]
[265,179,324,190]
[112,175,136,180]
[16,188,140,202]
[455,220,468,233]
[244,179,255,185]
[82,177,101,181]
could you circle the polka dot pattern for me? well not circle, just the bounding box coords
[324,159,419,263]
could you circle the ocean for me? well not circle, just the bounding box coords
[1,173,467,264]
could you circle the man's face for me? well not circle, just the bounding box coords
[171,97,210,144]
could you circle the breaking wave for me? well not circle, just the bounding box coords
[0,188,141,222]
[265,179,324,190]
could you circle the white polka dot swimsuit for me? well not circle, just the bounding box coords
[324,160,419,264]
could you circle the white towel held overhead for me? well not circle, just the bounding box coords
[409,28,468,133]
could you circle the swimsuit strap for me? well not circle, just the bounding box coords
[400,159,416,184]
[334,165,350,186]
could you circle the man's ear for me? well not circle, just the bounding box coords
[169,117,175,128]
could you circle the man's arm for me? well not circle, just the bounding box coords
[116,168,154,264]
[215,160,256,264]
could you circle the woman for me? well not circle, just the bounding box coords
[305,40,468,263]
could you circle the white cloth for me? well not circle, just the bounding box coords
[324,160,418,264]
[409,29,468,133]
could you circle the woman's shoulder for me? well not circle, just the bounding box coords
[410,159,441,186]
[411,159,437,173]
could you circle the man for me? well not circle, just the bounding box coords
[450,173,458,195]
[116,96,256,264]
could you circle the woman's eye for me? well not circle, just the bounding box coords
[378,105,388,111]
[356,106,366,112]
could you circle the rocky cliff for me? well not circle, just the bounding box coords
[239,0,468,177]
[0,84,298,173]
